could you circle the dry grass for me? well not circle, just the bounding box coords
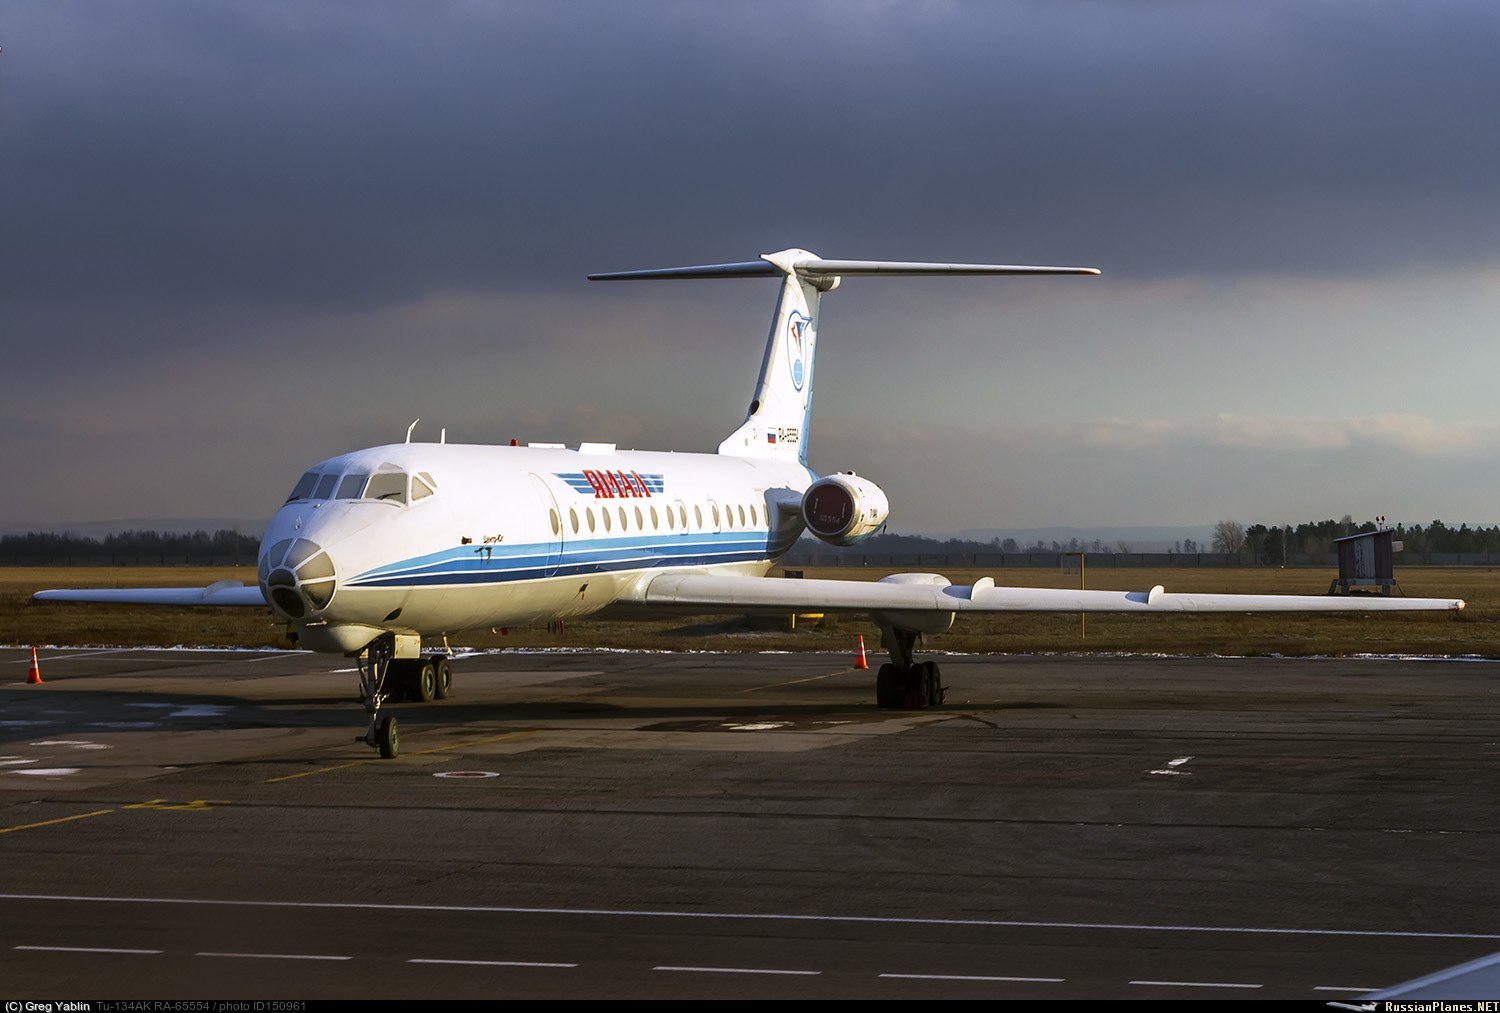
[5,565,1495,657]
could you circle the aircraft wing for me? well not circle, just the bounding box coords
[33,580,268,607]
[638,572,1466,614]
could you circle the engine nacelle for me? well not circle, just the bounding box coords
[801,472,889,546]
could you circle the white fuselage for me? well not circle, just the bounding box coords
[256,442,815,653]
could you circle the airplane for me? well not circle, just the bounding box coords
[35,248,1466,758]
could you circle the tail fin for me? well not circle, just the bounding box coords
[588,249,1099,465]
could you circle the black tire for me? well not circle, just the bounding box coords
[415,661,437,703]
[921,661,943,708]
[433,657,452,699]
[876,663,901,709]
[377,715,399,759]
[388,659,413,702]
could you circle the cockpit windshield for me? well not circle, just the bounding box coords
[284,465,437,505]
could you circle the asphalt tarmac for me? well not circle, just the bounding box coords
[0,646,1496,1000]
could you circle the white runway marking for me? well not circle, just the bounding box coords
[655,965,820,976]
[15,945,162,954]
[2,892,1495,941]
[1150,756,1194,775]
[409,958,577,968]
[880,973,1064,983]
[1315,986,1379,992]
[1131,979,1261,989]
[32,740,110,750]
[10,768,81,776]
[196,951,351,961]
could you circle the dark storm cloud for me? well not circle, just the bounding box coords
[5,0,1500,309]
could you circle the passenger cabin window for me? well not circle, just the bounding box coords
[286,471,319,502]
[336,473,369,499]
[312,473,339,500]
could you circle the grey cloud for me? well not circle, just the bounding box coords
[5,1,1500,314]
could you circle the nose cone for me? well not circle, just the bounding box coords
[258,536,338,620]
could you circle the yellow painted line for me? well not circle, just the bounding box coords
[0,808,116,835]
[409,730,537,756]
[263,730,538,783]
[122,799,224,812]
[263,760,369,784]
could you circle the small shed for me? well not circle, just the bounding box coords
[1329,528,1402,596]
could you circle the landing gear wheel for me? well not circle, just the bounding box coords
[414,660,437,703]
[918,661,943,708]
[353,633,398,758]
[386,658,415,702]
[902,681,929,710]
[376,715,399,759]
[876,663,902,709]
[432,656,452,699]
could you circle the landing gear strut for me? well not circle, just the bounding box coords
[351,638,456,758]
[352,632,401,758]
[874,625,945,710]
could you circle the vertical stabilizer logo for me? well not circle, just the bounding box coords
[786,311,811,391]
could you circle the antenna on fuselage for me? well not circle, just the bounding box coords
[405,418,420,444]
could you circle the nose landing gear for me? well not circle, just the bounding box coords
[350,633,455,758]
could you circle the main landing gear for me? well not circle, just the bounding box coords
[874,625,946,710]
[350,633,454,759]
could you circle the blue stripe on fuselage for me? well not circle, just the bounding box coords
[344,530,793,589]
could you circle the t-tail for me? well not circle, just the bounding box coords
[588,248,1100,465]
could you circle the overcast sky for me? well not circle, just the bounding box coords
[6,0,1500,534]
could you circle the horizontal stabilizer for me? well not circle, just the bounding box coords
[588,261,780,281]
[589,250,1100,283]
[792,260,1100,278]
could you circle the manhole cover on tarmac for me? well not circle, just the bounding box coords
[433,770,501,779]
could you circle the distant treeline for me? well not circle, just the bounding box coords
[1245,519,1500,564]
[1,529,259,566]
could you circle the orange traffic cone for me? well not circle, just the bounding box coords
[854,635,869,670]
[26,647,42,685]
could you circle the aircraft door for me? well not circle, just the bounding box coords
[528,473,562,577]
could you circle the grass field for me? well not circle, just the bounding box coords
[6,564,1496,657]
